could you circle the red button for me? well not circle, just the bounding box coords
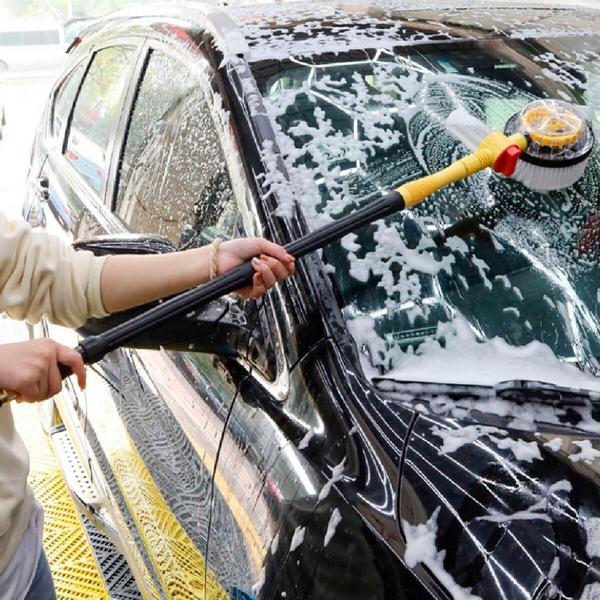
[493,145,522,176]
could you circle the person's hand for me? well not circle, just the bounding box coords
[217,238,296,299]
[0,340,86,403]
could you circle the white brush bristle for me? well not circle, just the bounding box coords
[446,109,493,151]
[512,158,590,191]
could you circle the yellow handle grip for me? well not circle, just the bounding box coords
[397,132,527,207]
[398,150,492,207]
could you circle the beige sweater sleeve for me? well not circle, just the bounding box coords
[0,213,109,328]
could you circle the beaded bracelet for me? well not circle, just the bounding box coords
[209,238,223,281]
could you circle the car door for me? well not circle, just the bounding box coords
[103,42,260,598]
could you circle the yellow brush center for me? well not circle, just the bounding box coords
[522,104,583,148]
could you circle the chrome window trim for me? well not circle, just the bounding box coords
[48,54,92,152]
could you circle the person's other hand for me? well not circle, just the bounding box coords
[217,238,296,299]
[0,340,86,403]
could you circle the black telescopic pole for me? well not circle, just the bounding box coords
[58,190,405,378]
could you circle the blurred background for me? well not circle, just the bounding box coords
[2,0,137,19]
[0,0,126,219]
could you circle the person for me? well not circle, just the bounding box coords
[0,211,295,600]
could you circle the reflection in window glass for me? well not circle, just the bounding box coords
[115,50,237,247]
[52,61,86,138]
[117,51,195,196]
[65,46,135,195]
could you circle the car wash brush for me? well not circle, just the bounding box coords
[447,99,595,192]
[504,99,595,191]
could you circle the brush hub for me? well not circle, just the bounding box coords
[521,102,583,148]
[504,99,594,168]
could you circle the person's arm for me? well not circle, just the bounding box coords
[0,213,294,325]
[100,238,295,313]
[0,214,107,327]
[0,212,295,403]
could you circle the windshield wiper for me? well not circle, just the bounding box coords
[494,379,594,407]
[432,216,492,247]
[373,377,597,408]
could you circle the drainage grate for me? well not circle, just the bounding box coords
[81,517,142,600]
[50,425,142,599]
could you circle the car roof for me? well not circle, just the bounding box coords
[77,1,600,64]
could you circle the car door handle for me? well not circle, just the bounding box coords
[25,177,49,228]
[37,176,50,201]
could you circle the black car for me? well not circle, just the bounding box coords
[22,3,600,599]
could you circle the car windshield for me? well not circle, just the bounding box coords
[252,34,600,389]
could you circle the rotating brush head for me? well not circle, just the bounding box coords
[504,99,595,191]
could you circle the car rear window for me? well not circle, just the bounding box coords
[253,34,600,388]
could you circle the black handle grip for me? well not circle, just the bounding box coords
[1,190,408,406]
[58,346,84,380]
[59,362,73,379]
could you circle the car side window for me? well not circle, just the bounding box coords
[52,61,86,139]
[65,46,136,196]
[114,49,238,248]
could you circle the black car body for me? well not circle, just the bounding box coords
[22,3,600,599]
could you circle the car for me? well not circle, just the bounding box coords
[22,2,600,599]
[0,20,66,73]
